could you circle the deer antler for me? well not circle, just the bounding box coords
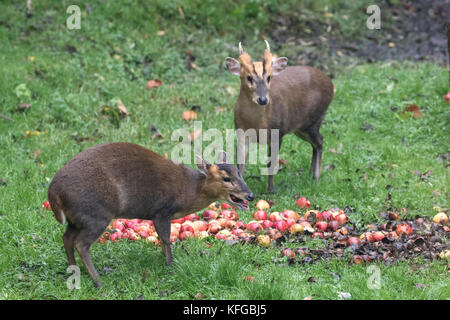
[264,40,270,53]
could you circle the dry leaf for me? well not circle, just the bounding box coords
[278,159,287,166]
[117,98,128,115]
[182,110,197,121]
[403,104,423,118]
[178,6,185,19]
[145,79,162,90]
[244,276,256,282]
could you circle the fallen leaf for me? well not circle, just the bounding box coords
[178,6,185,19]
[182,110,197,121]
[402,104,424,118]
[278,159,287,166]
[17,103,31,112]
[145,79,162,90]
[116,98,128,115]
[244,276,256,282]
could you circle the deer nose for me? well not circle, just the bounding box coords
[257,96,268,105]
[246,192,255,201]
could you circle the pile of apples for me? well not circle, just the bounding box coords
[42,198,448,255]
[94,196,352,245]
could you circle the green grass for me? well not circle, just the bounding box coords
[0,1,449,300]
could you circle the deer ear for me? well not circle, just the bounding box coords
[225,57,240,75]
[196,156,210,175]
[272,57,288,75]
[217,150,227,164]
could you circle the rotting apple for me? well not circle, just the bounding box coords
[295,197,311,210]
[314,221,328,232]
[247,221,263,233]
[257,235,271,247]
[273,220,289,232]
[261,220,273,229]
[289,223,305,234]
[281,248,296,258]
[269,212,283,222]
[281,210,299,221]
[433,212,448,224]
[201,210,218,221]
[256,199,271,210]
[253,210,268,221]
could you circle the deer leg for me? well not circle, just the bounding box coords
[152,214,172,266]
[237,136,249,175]
[62,222,80,266]
[74,219,110,288]
[295,128,323,179]
[267,135,282,193]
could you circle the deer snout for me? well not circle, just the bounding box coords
[246,192,255,202]
[257,96,268,106]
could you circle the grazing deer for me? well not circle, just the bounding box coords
[225,41,334,193]
[48,142,254,287]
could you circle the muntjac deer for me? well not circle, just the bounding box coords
[226,41,334,193]
[48,142,254,287]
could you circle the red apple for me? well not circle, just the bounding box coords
[388,212,399,221]
[347,237,361,247]
[281,248,296,258]
[207,222,221,234]
[314,221,328,232]
[253,210,268,221]
[235,220,247,229]
[295,197,311,210]
[247,221,263,233]
[185,213,199,221]
[193,220,208,233]
[312,232,324,239]
[217,218,229,228]
[221,202,232,210]
[269,212,283,222]
[395,223,412,236]
[373,231,385,242]
[172,217,185,224]
[255,199,270,210]
[335,213,347,225]
[281,210,299,221]
[273,220,289,232]
[170,234,178,243]
[285,218,296,228]
[42,200,52,211]
[145,235,159,245]
[225,220,237,230]
[232,228,244,236]
[261,220,273,229]
[220,210,239,220]
[320,211,333,222]
[327,220,339,232]
[444,92,450,101]
[215,229,231,240]
[179,230,194,241]
[299,221,313,229]
[112,220,126,232]
[110,231,123,242]
[197,231,210,239]
[266,228,283,240]
[201,210,218,221]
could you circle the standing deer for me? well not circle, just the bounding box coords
[225,41,334,193]
[48,142,254,287]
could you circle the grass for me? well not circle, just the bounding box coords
[0,1,449,300]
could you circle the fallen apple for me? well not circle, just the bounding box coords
[247,221,263,233]
[266,228,283,240]
[281,248,296,258]
[269,212,283,222]
[295,197,311,210]
[179,230,194,241]
[255,199,270,210]
[281,210,299,221]
[201,210,218,221]
[261,220,273,229]
[273,220,289,232]
[395,223,413,236]
[185,213,199,221]
[289,223,304,234]
[253,210,268,221]
[327,220,339,232]
[335,213,347,225]
[257,235,271,247]
[433,212,448,225]
[314,221,328,232]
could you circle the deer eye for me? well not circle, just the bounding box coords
[223,177,231,182]
[247,76,253,84]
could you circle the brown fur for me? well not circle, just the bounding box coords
[228,45,334,192]
[48,142,253,287]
